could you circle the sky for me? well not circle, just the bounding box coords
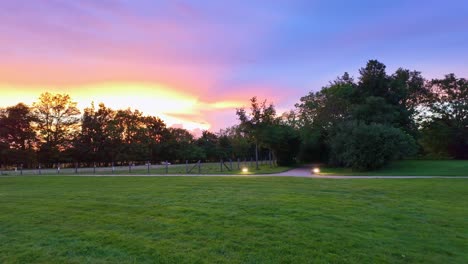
[1,0,467,133]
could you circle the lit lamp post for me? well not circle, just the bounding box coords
[312,167,320,174]
[242,167,249,173]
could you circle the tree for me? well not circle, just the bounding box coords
[358,60,389,99]
[296,74,356,130]
[113,108,149,162]
[420,74,468,158]
[262,124,301,166]
[388,68,429,135]
[0,103,37,166]
[295,61,433,164]
[143,115,167,162]
[295,73,357,161]
[218,125,252,159]
[33,93,81,163]
[196,131,219,161]
[351,96,399,125]
[158,128,203,162]
[236,97,277,169]
[0,103,37,150]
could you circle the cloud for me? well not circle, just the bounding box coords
[1,0,467,133]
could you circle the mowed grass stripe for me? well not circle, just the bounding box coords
[0,177,467,263]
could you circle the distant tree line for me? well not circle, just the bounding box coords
[0,93,265,168]
[0,60,466,170]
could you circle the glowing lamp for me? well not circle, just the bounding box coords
[242,167,249,173]
[312,168,320,174]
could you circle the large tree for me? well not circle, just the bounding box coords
[0,103,37,150]
[196,131,219,161]
[420,74,468,158]
[218,125,252,159]
[33,92,81,163]
[0,103,37,166]
[236,97,277,169]
[295,60,430,164]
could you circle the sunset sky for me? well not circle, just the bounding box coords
[1,0,467,132]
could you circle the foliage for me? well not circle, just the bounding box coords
[0,103,37,165]
[237,97,300,165]
[261,124,301,166]
[33,93,81,163]
[218,125,252,158]
[329,121,417,170]
[236,96,277,146]
[420,74,468,158]
[295,60,437,165]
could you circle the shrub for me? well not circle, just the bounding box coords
[329,121,417,170]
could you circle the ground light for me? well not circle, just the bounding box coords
[242,167,249,173]
[312,167,320,174]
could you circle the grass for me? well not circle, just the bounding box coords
[320,160,468,176]
[1,176,467,263]
[112,163,293,175]
[1,163,292,176]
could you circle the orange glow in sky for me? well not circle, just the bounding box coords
[2,1,461,133]
[0,82,248,132]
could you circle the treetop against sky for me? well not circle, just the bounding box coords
[0,0,467,131]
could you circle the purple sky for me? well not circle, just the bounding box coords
[1,0,467,132]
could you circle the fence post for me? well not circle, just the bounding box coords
[198,161,201,174]
[20,164,23,175]
[75,162,78,174]
[93,162,96,174]
[220,159,223,172]
[57,163,60,174]
[147,161,150,174]
[237,158,240,170]
[269,151,272,167]
[229,159,232,170]
[129,162,132,173]
[165,161,168,174]
[38,164,41,175]
[112,162,115,174]
[250,157,253,167]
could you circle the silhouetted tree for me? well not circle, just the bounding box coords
[33,93,80,163]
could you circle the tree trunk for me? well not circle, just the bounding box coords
[255,142,259,170]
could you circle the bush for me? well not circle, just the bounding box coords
[329,121,417,170]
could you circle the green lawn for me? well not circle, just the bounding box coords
[1,177,467,263]
[114,163,292,175]
[320,160,468,176]
[1,163,291,176]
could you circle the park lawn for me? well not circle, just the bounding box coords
[1,176,467,263]
[109,163,292,175]
[0,163,293,176]
[320,160,468,176]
